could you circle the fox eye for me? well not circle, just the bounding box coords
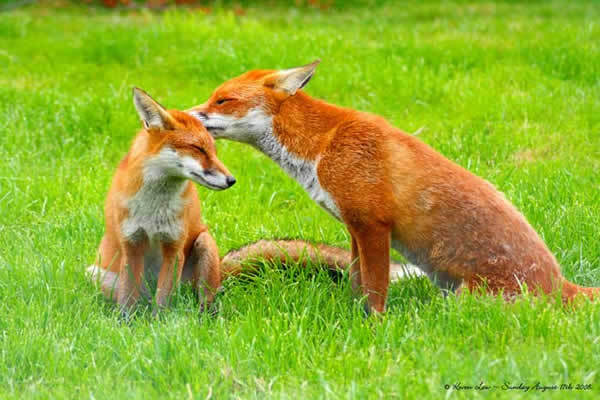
[192,145,207,155]
[215,98,231,105]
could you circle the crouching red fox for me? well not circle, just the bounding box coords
[188,60,599,313]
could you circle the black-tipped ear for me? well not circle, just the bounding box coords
[264,59,320,95]
[132,87,175,130]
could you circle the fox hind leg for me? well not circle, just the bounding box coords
[186,231,222,313]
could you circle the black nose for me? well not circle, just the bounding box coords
[226,176,236,187]
[195,111,208,120]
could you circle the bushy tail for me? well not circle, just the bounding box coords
[220,239,424,281]
[561,278,600,302]
[86,264,119,300]
[86,240,424,294]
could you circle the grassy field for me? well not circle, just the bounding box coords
[1,1,600,398]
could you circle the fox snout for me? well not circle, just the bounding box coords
[193,111,208,120]
[188,109,209,126]
[187,109,234,139]
[189,168,236,191]
[197,155,236,190]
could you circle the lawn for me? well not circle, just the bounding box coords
[1,1,599,398]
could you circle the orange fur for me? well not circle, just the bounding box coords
[89,88,235,316]
[188,60,599,312]
[89,88,419,316]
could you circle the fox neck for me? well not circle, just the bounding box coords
[252,92,343,161]
[120,138,189,242]
[123,135,187,196]
[136,144,189,203]
[266,92,347,161]
[251,92,344,219]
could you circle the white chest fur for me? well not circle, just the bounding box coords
[121,178,187,243]
[255,128,342,220]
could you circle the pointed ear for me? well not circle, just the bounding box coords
[264,59,320,95]
[132,87,175,131]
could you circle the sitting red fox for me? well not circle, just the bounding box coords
[88,88,238,315]
[188,60,599,313]
[88,88,421,315]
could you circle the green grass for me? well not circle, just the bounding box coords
[1,1,600,398]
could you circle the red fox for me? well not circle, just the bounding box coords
[87,87,423,315]
[88,88,238,315]
[188,60,599,313]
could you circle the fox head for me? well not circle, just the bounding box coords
[133,87,236,190]
[187,60,320,144]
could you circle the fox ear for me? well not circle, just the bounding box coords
[265,59,320,95]
[132,87,175,131]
